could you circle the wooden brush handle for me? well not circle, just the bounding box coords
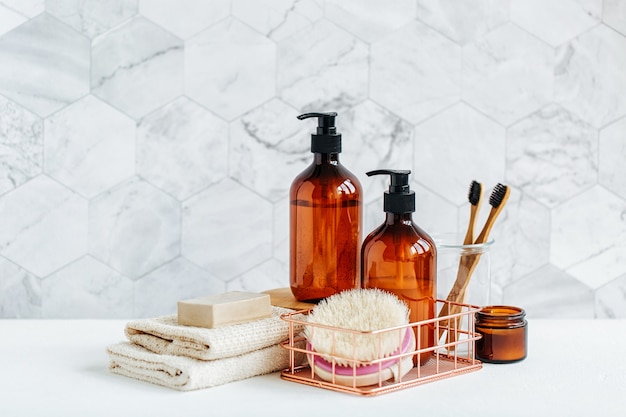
[463,202,480,246]
[450,206,503,303]
[442,252,482,314]
[438,206,485,323]
[445,207,501,312]
[438,203,480,320]
[437,251,483,339]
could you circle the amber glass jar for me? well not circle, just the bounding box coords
[475,306,527,363]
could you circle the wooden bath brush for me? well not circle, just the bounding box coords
[304,289,415,386]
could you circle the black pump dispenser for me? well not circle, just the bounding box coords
[297,112,342,154]
[367,169,415,214]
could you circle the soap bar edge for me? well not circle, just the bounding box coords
[177,292,272,329]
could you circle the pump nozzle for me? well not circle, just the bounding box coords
[298,112,342,153]
[367,170,411,193]
[367,169,415,214]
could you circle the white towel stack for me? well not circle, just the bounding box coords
[106,306,303,391]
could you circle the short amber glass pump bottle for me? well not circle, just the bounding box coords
[361,170,436,364]
[289,112,362,302]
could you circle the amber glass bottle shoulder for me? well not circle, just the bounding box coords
[364,218,435,252]
[290,159,362,201]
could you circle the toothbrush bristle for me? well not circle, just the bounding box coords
[489,183,508,208]
[468,180,481,206]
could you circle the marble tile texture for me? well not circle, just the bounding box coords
[0,1,625,318]
[47,0,137,38]
[186,17,276,120]
[44,95,136,198]
[0,13,90,117]
[232,0,323,41]
[91,16,184,119]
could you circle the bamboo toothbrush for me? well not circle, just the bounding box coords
[438,180,482,337]
[439,183,510,340]
[473,183,510,245]
[454,183,510,307]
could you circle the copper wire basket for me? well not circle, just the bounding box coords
[280,299,483,396]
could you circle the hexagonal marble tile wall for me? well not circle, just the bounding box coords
[599,117,626,199]
[0,1,625,318]
[182,178,273,281]
[0,175,88,277]
[139,0,230,39]
[89,178,181,279]
[0,4,28,36]
[413,103,505,205]
[0,13,90,117]
[227,258,288,294]
[325,0,416,43]
[596,274,626,318]
[370,20,461,124]
[0,95,42,196]
[416,0,509,45]
[506,104,598,208]
[489,187,551,288]
[42,256,134,318]
[277,19,368,112]
[0,257,40,318]
[272,198,289,265]
[44,95,136,198]
[551,186,626,289]
[338,101,414,204]
[0,0,44,18]
[137,97,229,200]
[185,18,276,120]
[511,0,602,47]
[462,23,554,126]
[555,25,626,128]
[134,257,226,317]
[603,0,626,36]
[409,184,458,237]
[47,0,137,38]
[229,99,310,203]
[91,16,184,119]
[232,0,323,41]
[503,264,595,318]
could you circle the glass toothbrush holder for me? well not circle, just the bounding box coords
[433,233,493,355]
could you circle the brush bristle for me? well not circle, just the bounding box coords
[489,183,508,208]
[305,289,409,365]
[468,180,481,205]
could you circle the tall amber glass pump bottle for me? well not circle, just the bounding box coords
[361,169,436,363]
[290,112,362,302]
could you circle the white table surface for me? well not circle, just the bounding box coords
[1,319,625,417]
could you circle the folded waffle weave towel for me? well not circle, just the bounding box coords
[107,341,303,391]
[125,306,300,361]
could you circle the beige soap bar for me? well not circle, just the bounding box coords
[177,291,272,328]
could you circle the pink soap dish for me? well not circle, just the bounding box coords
[306,327,415,387]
